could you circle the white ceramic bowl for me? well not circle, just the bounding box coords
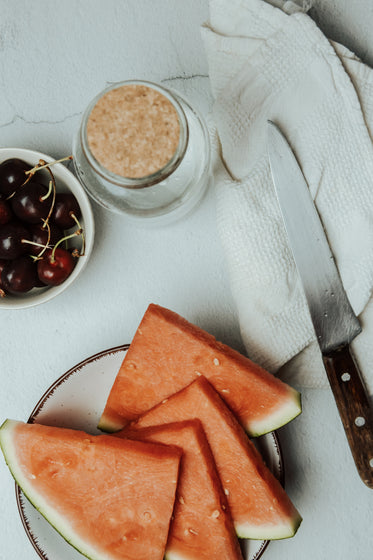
[0,148,94,309]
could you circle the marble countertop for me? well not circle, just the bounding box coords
[0,2,373,559]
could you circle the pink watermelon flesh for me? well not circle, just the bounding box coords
[120,376,302,540]
[98,303,301,436]
[0,420,181,560]
[119,419,243,560]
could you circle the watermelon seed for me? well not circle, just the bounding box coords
[127,362,137,370]
[211,509,220,519]
[224,488,229,496]
[179,496,185,504]
[213,358,220,366]
[188,528,198,535]
[195,371,202,376]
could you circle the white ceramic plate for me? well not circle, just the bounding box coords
[16,345,284,560]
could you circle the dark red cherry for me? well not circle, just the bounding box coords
[0,222,30,259]
[34,274,48,288]
[37,248,75,286]
[28,223,63,256]
[0,259,7,276]
[0,158,31,198]
[51,193,81,229]
[0,200,13,225]
[0,259,7,295]
[1,256,38,293]
[11,181,52,224]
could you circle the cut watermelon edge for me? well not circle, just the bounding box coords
[98,387,302,437]
[0,420,107,560]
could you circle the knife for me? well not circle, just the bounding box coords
[267,120,373,488]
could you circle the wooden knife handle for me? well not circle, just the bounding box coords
[323,345,373,488]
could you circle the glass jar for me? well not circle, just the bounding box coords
[73,80,211,225]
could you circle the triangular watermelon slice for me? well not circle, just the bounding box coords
[98,304,301,436]
[120,376,302,540]
[0,420,181,560]
[120,419,243,560]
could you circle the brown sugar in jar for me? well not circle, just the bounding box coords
[73,80,211,223]
[86,84,181,179]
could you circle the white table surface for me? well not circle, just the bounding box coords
[1,2,373,559]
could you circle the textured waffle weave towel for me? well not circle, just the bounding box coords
[202,0,373,394]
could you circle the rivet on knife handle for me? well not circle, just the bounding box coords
[323,346,373,488]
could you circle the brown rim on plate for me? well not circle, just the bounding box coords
[26,344,130,425]
[15,344,284,560]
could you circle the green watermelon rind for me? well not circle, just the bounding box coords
[248,388,302,437]
[97,416,124,434]
[235,512,303,540]
[0,419,113,560]
[165,552,198,560]
[164,513,303,549]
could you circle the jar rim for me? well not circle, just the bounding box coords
[80,79,189,189]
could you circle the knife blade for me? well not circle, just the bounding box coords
[267,120,373,488]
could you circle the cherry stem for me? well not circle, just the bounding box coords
[41,180,53,201]
[23,235,53,262]
[37,220,51,258]
[21,239,50,249]
[40,161,56,229]
[25,155,73,176]
[70,213,85,257]
[51,229,82,263]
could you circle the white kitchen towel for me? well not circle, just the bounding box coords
[201,0,373,394]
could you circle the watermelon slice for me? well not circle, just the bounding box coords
[120,419,243,560]
[98,303,301,436]
[120,376,302,540]
[0,420,181,560]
